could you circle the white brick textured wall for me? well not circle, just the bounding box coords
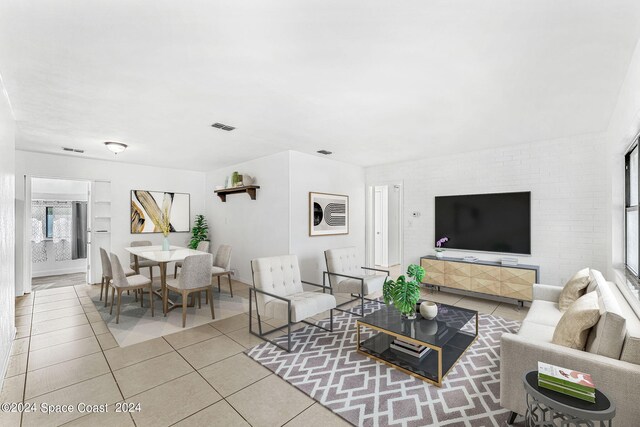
[366,135,608,286]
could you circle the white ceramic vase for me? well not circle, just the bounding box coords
[420,301,438,320]
[435,251,444,259]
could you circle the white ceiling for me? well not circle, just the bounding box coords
[1,1,640,171]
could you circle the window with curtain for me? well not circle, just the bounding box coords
[626,143,639,275]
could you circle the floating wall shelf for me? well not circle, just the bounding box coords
[214,185,260,202]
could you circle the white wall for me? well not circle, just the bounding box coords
[205,152,290,284]
[289,151,366,284]
[0,81,16,386]
[15,151,206,292]
[366,135,608,286]
[388,184,401,266]
[204,150,366,286]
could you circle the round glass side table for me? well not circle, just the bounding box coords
[523,371,615,427]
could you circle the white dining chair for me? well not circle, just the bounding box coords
[212,244,233,296]
[99,247,137,304]
[174,240,210,278]
[130,240,160,281]
[165,253,215,327]
[249,254,336,352]
[109,252,155,324]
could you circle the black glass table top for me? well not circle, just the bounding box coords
[358,301,477,349]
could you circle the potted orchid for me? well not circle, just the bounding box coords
[435,236,449,258]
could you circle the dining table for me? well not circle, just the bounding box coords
[124,245,211,314]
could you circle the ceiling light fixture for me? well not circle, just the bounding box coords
[211,122,235,131]
[104,141,128,154]
[317,150,332,155]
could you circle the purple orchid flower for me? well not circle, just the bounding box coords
[435,237,449,248]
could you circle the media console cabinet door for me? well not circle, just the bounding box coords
[470,264,501,296]
[444,261,471,290]
[500,267,535,301]
[421,258,445,286]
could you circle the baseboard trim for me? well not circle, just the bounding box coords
[32,268,86,278]
[0,327,18,393]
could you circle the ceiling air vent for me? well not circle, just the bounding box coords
[317,150,332,155]
[62,147,85,153]
[212,122,235,131]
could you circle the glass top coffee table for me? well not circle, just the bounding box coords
[356,301,478,387]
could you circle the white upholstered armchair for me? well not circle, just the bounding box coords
[249,255,336,352]
[324,247,389,316]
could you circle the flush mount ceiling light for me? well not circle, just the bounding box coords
[211,122,235,131]
[104,141,128,154]
[317,149,332,155]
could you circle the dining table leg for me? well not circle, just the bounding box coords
[134,255,140,274]
[160,261,167,315]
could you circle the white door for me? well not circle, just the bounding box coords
[374,189,384,265]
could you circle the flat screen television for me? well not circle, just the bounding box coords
[434,191,531,255]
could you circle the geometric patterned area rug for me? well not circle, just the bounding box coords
[246,301,520,427]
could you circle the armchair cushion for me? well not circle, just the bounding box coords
[558,267,591,311]
[265,291,336,322]
[333,274,385,295]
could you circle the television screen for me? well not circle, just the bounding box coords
[435,192,531,255]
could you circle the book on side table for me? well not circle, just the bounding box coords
[390,338,431,359]
[537,361,596,403]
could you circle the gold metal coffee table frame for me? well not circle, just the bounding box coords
[356,310,478,388]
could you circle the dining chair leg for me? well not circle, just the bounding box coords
[209,285,215,320]
[110,288,115,314]
[116,290,122,324]
[182,290,188,328]
[217,276,221,293]
[100,276,104,301]
[198,291,201,309]
[149,267,153,283]
[228,274,233,298]
[149,286,154,317]
[104,283,109,308]
[140,287,144,308]
[174,264,178,279]
[205,289,209,305]
[163,285,168,317]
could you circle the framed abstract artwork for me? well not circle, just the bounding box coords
[309,192,349,236]
[130,190,190,233]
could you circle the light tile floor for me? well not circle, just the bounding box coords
[2,282,528,426]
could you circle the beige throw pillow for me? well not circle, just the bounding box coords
[558,268,591,311]
[552,291,600,350]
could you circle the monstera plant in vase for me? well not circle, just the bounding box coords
[383,264,425,320]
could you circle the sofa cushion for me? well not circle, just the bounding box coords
[586,269,603,294]
[525,300,563,327]
[552,291,600,350]
[620,335,640,365]
[585,280,627,359]
[558,268,591,311]
[517,320,555,343]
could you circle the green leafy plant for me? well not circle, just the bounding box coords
[189,214,209,249]
[383,264,425,317]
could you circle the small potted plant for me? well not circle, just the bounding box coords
[383,264,425,319]
[189,214,209,249]
[435,236,449,258]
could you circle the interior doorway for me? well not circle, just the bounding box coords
[29,177,90,291]
[368,182,403,279]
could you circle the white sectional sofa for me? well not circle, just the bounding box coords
[500,269,640,425]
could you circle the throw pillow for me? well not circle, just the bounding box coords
[558,268,591,311]
[552,291,600,350]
